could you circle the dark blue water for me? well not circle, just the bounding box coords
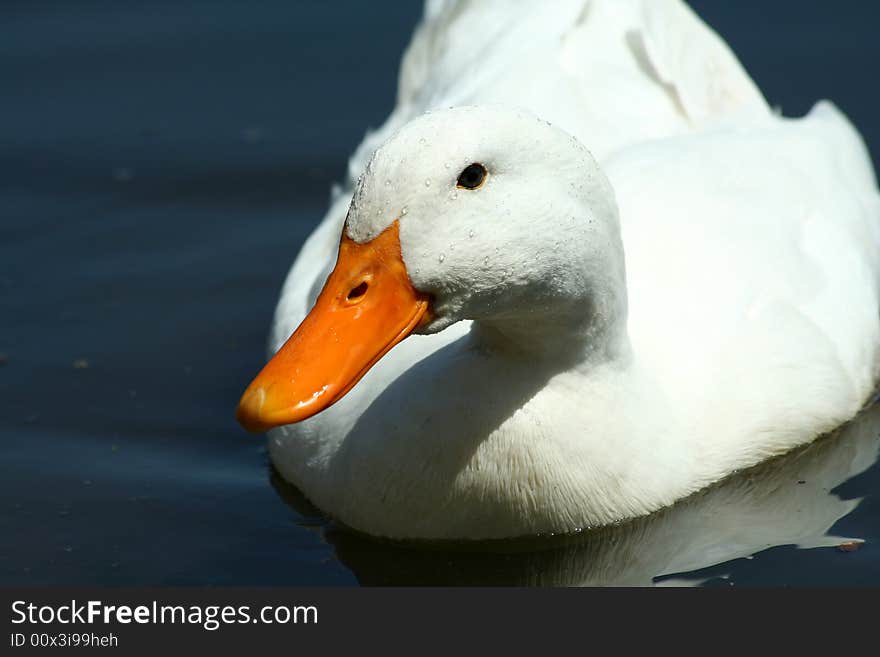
[2,1,879,586]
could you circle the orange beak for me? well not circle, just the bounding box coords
[236,220,431,433]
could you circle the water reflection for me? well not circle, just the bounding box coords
[270,404,880,586]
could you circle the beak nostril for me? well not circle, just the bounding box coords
[347,281,369,301]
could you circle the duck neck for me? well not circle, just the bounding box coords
[471,290,631,369]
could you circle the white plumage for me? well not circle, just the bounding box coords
[258,0,880,539]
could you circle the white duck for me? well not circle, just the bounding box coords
[237,0,880,540]
[322,404,880,585]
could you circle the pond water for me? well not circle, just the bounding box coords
[2,0,879,586]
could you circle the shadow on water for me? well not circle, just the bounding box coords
[270,404,880,586]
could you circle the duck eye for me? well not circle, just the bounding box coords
[456,163,487,190]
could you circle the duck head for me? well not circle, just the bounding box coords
[237,105,627,432]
